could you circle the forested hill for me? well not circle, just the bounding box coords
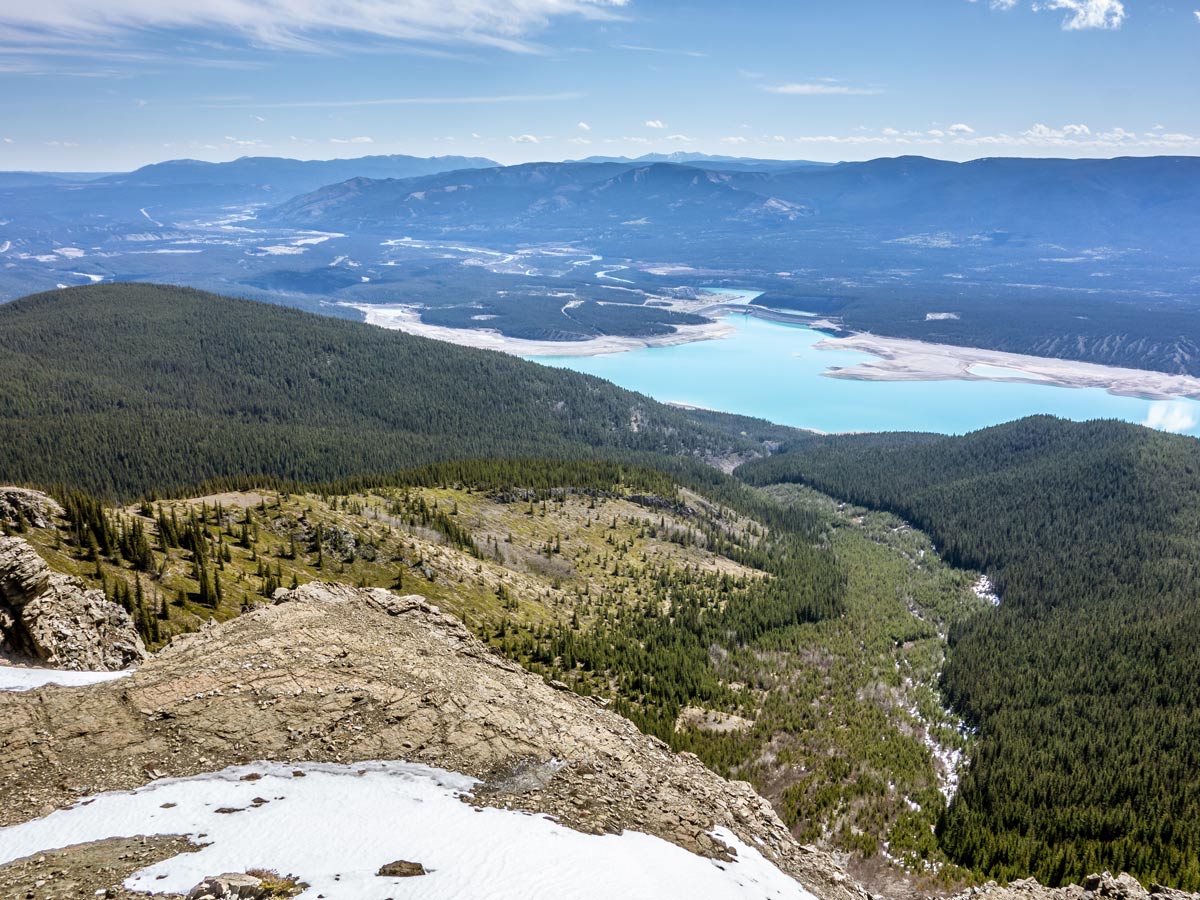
[0,284,765,499]
[738,416,1200,889]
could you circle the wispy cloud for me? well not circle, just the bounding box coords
[577,121,591,131]
[330,136,373,144]
[644,119,665,129]
[204,92,583,110]
[763,82,883,96]
[0,0,630,56]
[510,134,540,143]
[614,43,706,58]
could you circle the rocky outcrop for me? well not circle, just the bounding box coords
[185,873,270,900]
[942,872,1200,900]
[0,582,866,900]
[0,536,146,670]
[0,488,63,530]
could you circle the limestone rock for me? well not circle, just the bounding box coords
[0,488,63,530]
[0,536,51,608]
[939,870,1200,900]
[0,536,146,670]
[185,873,266,900]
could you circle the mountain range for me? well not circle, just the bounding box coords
[266,154,1200,252]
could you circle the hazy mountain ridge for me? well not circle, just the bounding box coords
[96,152,499,197]
[266,155,1200,250]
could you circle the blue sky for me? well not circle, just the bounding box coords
[0,0,1197,171]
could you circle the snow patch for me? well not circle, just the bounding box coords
[0,761,815,900]
[0,664,133,692]
[971,575,1000,606]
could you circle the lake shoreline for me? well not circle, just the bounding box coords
[341,301,737,357]
[346,300,1200,404]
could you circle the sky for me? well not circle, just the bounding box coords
[0,0,1197,171]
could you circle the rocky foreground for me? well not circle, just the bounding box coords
[0,581,863,900]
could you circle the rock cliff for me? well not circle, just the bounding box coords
[0,535,146,670]
[0,488,63,530]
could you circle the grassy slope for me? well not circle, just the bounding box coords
[17,475,985,891]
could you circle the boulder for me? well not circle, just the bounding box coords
[377,860,426,877]
[0,536,146,670]
[185,873,266,900]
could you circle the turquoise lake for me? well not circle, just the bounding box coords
[527,314,1200,438]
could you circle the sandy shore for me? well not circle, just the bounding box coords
[341,302,736,357]
[817,333,1200,401]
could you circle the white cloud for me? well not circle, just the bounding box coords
[974,0,1125,29]
[792,134,889,145]
[577,121,590,131]
[1021,122,1094,141]
[567,136,592,144]
[330,136,373,144]
[1144,401,1198,434]
[2,137,12,144]
[1041,0,1125,30]
[720,136,748,144]
[0,1,629,54]
[948,123,975,135]
[882,127,900,136]
[251,114,265,122]
[665,133,693,143]
[1195,9,1200,22]
[510,134,539,143]
[763,82,882,96]
[644,119,665,129]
